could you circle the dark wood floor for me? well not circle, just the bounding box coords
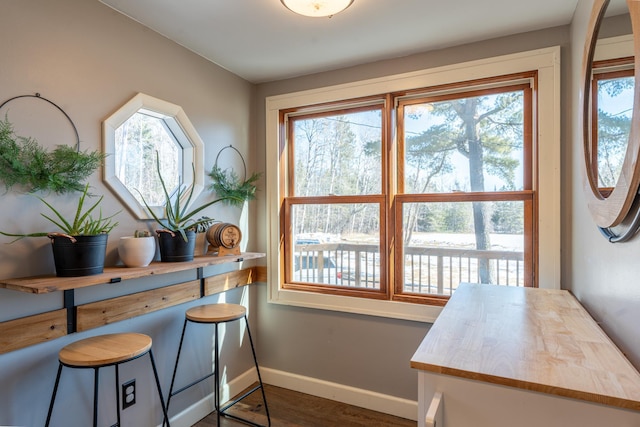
[193,384,417,427]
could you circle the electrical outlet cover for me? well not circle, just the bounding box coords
[122,379,136,409]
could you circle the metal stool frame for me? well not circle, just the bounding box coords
[45,348,170,427]
[164,311,270,427]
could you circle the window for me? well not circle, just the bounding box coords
[114,110,181,206]
[103,93,205,220]
[590,57,634,195]
[394,80,534,305]
[266,47,560,322]
[281,77,535,306]
[283,102,388,299]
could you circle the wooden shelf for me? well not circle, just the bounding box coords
[0,252,265,294]
[0,253,267,354]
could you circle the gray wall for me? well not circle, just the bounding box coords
[0,0,258,426]
[568,0,640,367]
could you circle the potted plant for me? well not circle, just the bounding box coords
[0,184,119,276]
[140,154,237,262]
[117,229,156,268]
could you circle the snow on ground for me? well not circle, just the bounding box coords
[408,232,523,251]
[338,232,523,252]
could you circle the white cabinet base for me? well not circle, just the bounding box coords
[418,371,640,427]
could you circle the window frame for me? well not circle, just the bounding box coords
[283,197,388,298]
[590,57,634,196]
[281,98,390,299]
[393,79,536,305]
[102,92,205,220]
[265,47,561,323]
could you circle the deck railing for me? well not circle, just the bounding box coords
[294,242,524,296]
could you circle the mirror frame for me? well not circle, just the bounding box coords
[102,93,205,220]
[581,0,640,231]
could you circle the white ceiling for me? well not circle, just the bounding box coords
[99,0,582,84]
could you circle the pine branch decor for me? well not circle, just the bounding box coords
[208,145,262,207]
[0,117,104,194]
[208,165,261,207]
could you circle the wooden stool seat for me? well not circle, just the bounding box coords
[46,332,170,427]
[59,332,152,367]
[186,303,246,323]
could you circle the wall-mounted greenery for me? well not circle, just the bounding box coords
[208,165,261,207]
[208,145,261,207]
[0,117,104,194]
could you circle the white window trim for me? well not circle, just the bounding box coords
[103,92,205,220]
[265,46,561,323]
[594,34,633,61]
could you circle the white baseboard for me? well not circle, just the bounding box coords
[162,367,418,426]
[261,367,418,421]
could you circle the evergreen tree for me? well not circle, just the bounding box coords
[405,91,523,282]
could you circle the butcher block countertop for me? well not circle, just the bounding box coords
[410,283,640,411]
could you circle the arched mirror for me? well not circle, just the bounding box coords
[582,0,640,241]
[103,93,205,219]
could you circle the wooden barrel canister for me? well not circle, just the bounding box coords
[206,223,242,250]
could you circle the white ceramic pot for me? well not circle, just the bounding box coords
[118,236,156,267]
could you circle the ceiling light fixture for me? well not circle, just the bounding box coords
[280,0,354,18]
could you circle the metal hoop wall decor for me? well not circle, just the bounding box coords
[209,144,261,206]
[0,93,104,194]
[0,93,81,150]
[215,145,248,182]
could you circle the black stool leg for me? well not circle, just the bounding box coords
[244,315,271,426]
[93,367,100,427]
[215,322,220,426]
[219,316,271,427]
[44,363,63,427]
[166,309,269,427]
[115,364,121,427]
[149,349,171,427]
[164,318,188,427]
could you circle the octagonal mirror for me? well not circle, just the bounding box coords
[103,93,205,219]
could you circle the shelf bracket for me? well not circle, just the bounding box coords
[63,289,76,334]
[197,267,205,297]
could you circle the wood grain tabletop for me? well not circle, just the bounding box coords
[411,283,640,411]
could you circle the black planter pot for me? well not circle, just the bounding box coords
[157,230,196,262]
[50,234,108,277]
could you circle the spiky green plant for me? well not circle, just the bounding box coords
[0,117,105,194]
[0,183,119,242]
[139,154,238,242]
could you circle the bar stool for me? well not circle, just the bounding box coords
[165,303,270,427]
[45,332,170,427]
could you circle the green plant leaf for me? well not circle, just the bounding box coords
[0,183,119,241]
[208,165,261,206]
[139,152,234,241]
[0,116,105,194]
